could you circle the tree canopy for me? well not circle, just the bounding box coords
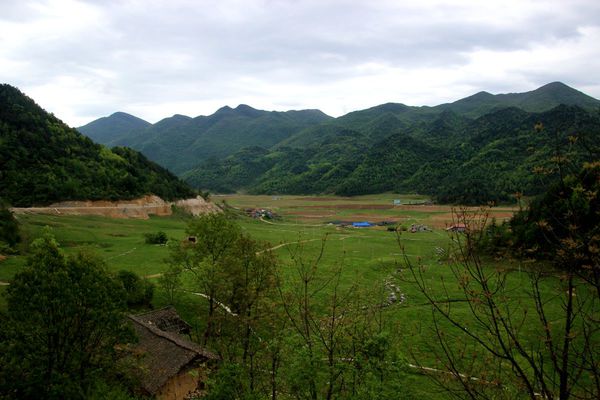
[0,231,131,399]
[0,84,195,207]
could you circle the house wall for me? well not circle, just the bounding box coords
[156,371,197,400]
[156,367,207,400]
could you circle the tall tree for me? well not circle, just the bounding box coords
[168,213,241,344]
[0,231,130,400]
[403,208,599,399]
[0,201,20,250]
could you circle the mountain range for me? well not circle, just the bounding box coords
[79,106,332,174]
[78,82,600,203]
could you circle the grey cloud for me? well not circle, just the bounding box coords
[3,0,600,124]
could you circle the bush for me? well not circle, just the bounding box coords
[0,203,20,250]
[116,270,154,308]
[143,231,168,245]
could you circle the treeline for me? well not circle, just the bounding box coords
[185,105,600,204]
[0,84,195,207]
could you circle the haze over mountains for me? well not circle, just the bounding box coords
[77,82,600,204]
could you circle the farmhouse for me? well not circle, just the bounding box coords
[127,308,218,400]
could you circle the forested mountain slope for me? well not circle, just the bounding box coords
[185,105,600,204]
[0,84,195,207]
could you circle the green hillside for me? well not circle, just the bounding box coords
[0,84,195,207]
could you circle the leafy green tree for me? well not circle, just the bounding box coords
[0,201,20,251]
[512,161,600,277]
[278,238,406,400]
[0,231,131,400]
[168,212,241,344]
[116,270,154,308]
[403,208,599,399]
[143,230,168,245]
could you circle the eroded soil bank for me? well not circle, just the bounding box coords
[11,195,220,219]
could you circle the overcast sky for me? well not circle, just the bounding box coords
[2,0,600,127]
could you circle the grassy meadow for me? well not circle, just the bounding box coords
[1,194,579,399]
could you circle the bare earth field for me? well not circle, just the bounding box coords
[215,193,516,228]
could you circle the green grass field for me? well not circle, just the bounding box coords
[1,195,587,399]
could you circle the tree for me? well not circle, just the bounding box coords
[402,208,599,399]
[278,237,406,400]
[167,213,281,399]
[168,212,241,344]
[0,201,20,251]
[0,231,131,399]
[116,269,154,308]
[511,161,600,295]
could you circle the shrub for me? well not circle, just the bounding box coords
[143,231,168,245]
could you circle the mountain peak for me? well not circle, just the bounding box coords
[538,81,569,90]
[234,104,256,112]
[215,105,233,114]
[78,111,150,144]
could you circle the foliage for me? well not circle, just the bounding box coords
[511,161,600,270]
[143,230,168,245]
[202,363,259,400]
[402,209,600,399]
[278,238,407,400]
[167,212,242,343]
[0,230,132,399]
[0,84,195,206]
[115,270,154,308]
[0,201,20,250]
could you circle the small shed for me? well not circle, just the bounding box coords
[127,309,219,400]
[446,223,467,233]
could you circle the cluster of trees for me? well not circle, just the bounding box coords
[0,231,135,399]
[0,84,195,207]
[162,213,406,399]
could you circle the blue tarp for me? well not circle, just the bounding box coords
[352,222,372,227]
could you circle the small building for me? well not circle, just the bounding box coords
[446,223,467,233]
[127,308,219,400]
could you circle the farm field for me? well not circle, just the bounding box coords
[1,194,577,399]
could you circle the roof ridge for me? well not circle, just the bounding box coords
[127,314,218,359]
[134,305,176,317]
